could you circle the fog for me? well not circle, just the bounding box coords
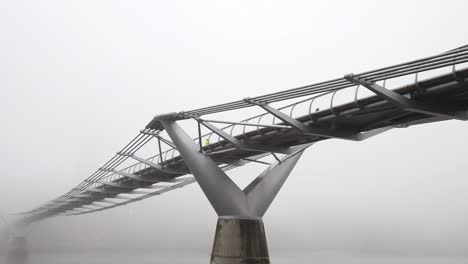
[1,0,468,263]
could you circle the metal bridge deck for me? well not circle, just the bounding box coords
[21,45,468,222]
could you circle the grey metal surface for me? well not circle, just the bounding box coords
[17,44,468,222]
[243,148,307,217]
[345,74,467,120]
[161,118,308,217]
[161,119,250,216]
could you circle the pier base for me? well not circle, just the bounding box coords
[7,237,28,264]
[211,218,269,264]
[160,119,309,264]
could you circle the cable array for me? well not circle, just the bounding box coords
[24,44,468,220]
[176,45,468,118]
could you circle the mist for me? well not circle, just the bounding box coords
[1,0,468,263]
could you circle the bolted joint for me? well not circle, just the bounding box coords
[344,74,374,86]
[155,112,179,120]
[146,112,180,131]
[243,97,268,106]
[176,111,200,119]
[192,117,205,124]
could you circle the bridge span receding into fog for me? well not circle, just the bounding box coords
[7,44,468,264]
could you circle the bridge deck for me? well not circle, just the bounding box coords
[22,47,468,221]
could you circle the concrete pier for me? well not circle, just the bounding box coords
[211,218,269,264]
[160,118,310,263]
[7,236,28,264]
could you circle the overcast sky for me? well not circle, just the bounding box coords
[1,0,468,259]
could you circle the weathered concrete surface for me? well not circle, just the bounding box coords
[211,218,269,264]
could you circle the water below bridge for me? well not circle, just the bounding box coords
[2,250,468,264]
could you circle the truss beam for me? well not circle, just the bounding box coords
[87,188,150,195]
[104,169,175,183]
[118,153,187,174]
[73,198,119,205]
[197,118,293,154]
[243,98,359,140]
[202,119,290,129]
[97,181,169,189]
[345,74,467,120]
[156,135,177,149]
[74,193,133,200]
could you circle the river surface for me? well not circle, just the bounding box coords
[2,251,468,264]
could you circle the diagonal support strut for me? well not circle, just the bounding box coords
[197,118,294,154]
[243,98,360,140]
[159,117,310,217]
[117,152,188,174]
[345,74,467,120]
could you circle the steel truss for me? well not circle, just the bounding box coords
[19,44,468,222]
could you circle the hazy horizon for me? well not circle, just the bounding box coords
[1,0,468,263]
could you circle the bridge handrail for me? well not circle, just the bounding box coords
[23,44,468,219]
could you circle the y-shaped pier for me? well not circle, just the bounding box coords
[160,118,309,264]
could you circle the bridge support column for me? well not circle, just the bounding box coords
[211,217,269,264]
[7,236,28,264]
[1,216,30,264]
[159,117,309,264]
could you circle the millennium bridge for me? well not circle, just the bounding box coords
[3,44,468,264]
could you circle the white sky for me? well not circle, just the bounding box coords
[1,0,468,256]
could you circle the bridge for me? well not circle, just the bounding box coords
[7,44,468,263]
